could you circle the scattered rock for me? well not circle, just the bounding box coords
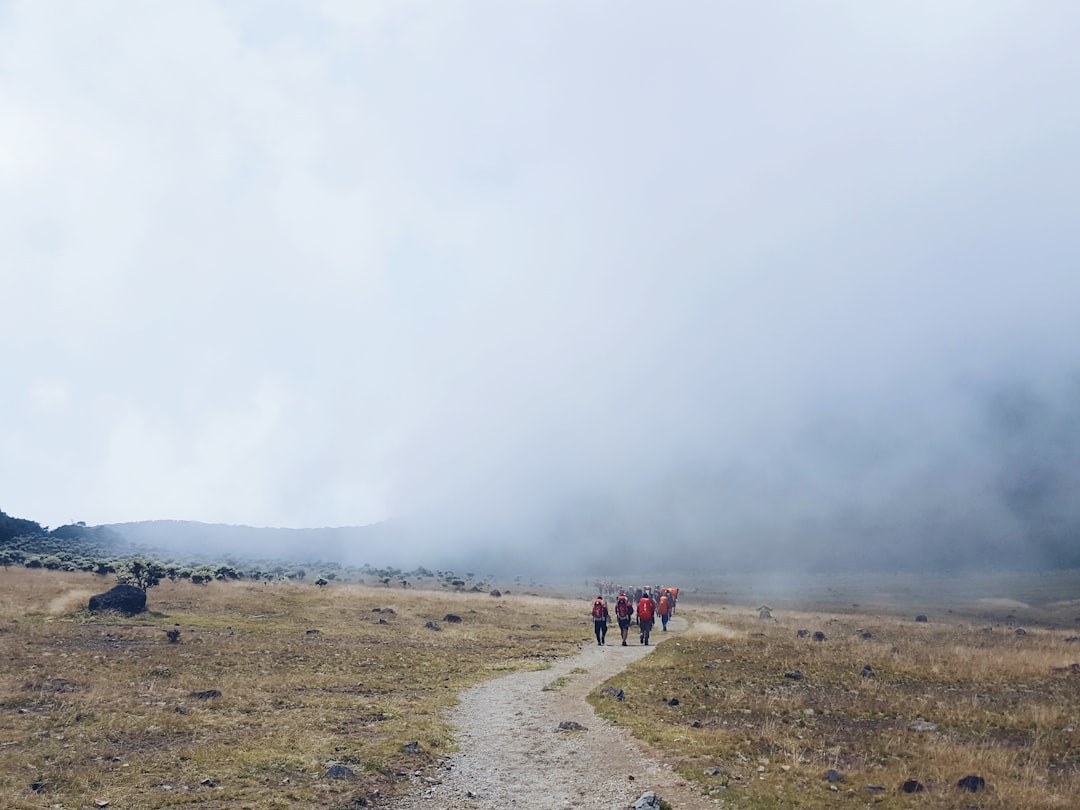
[190,690,222,700]
[824,769,844,783]
[861,664,875,678]
[600,686,625,701]
[1015,628,1027,636]
[1065,636,1079,642]
[813,631,826,642]
[305,629,320,636]
[908,721,937,732]
[165,628,181,643]
[557,721,587,732]
[443,614,462,623]
[424,621,442,632]
[784,670,803,680]
[703,767,723,776]
[372,608,382,613]
[915,615,928,623]
[88,584,147,615]
[325,763,355,779]
[631,791,662,809]
[489,590,501,598]
[402,741,421,754]
[758,606,773,619]
[860,631,873,640]
[691,720,702,727]
[667,698,680,706]
[29,781,47,793]
[796,629,810,638]
[863,785,886,794]
[530,624,541,630]
[900,779,925,793]
[956,774,985,792]
[379,618,389,624]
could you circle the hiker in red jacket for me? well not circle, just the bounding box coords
[613,592,634,646]
[591,596,610,646]
[657,590,672,632]
[637,592,655,645]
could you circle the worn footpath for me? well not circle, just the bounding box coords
[390,616,715,810]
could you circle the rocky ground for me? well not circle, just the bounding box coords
[390,616,715,810]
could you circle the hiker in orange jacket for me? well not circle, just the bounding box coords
[637,591,655,645]
[613,592,634,646]
[657,590,672,632]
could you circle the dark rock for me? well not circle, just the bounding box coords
[796,629,810,638]
[530,623,541,630]
[378,618,389,624]
[190,689,222,700]
[443,614,462,623]
[1015,628,1027,636]
[957,774,985,792]
[861,664,875,678]
[691,720,702,728]
[813,631,826,642]
[703,766,722,776]
[88,585,147,615]
[600,686,625,701]
[915,615,928,623]
[863,785,886,793]
[305,629,320,635]
[29,781,47,792]
[372,608,382,613]
[165,628,181,643]
[861,632,873,640]
[489,589,501,597]
[900,779,925,793]
[784,670,803,680]
[824,769,844,783]
[557,721,587,731]
[667,698,680,706]
[1065,636,1079,642]
[325,763,355,779]
[402,741,420,753]
[424,621,442,631]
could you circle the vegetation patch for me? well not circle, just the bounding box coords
[0,569,585,810]
[590,602,1080,809]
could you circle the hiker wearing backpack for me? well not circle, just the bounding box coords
[657,590,672,632]
[591,596,610,645]
[637,591,655,645]
[613,592,634,646]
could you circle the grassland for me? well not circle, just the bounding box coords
[590,574,1080,809]
[0,570,585,810]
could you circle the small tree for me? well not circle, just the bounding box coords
[118,558,168,590]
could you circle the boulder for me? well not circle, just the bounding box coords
[631,791,662,809]
[88,585,146,615]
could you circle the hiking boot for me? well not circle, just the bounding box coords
[622,641,627,646]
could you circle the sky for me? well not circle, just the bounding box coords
[3,1,1080,571]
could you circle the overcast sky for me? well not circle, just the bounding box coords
[3,2,1079,568]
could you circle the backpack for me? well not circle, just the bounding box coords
[615,598,632,619]
[592,600,605,620]
[637,597,654,621]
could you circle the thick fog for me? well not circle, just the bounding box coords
[3,2,1079,573]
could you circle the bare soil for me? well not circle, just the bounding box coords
[390,616,715,810]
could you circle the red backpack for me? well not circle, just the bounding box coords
[592,600,605,619]
[637,597,654,621]
[615,597,632,619]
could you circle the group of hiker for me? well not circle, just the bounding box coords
[590,585,678,646]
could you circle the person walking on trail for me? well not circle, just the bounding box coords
[614,592,634,646]
[657,589,672,632]
[591,596,610,645]
[637,591,655,645]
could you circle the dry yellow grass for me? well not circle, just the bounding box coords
[590,598,1080,809]
[0,570,586,810]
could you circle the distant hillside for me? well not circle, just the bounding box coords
[102,519,395,564]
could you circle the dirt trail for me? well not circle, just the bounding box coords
[390,616,715,810]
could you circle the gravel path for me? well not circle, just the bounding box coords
[390,617,714,810]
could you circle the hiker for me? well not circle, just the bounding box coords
[657,589,671,632]
[591,595,610,646]
[637,591,655,645]
[614,592,634,646]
